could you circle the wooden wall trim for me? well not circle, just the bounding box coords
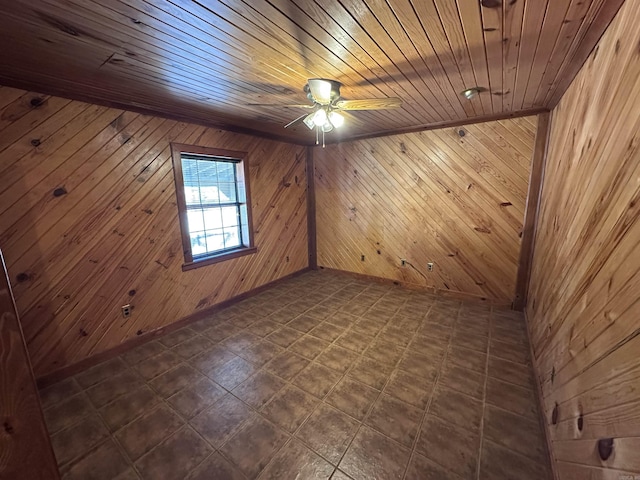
[319,267,513,309]
[0,249,60,479]
[306,146,317,270]
[513,111,552,310]
[37,267,311,389]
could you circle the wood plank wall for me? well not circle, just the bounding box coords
[526,1,640,478]
[315,116,537,304]
[0,86,308,379]
[0,249,60,479]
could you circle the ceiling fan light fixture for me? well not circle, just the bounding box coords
[461,87,481,100]
[328,111,344,128]
[312,108,327,126]
[303,112,316,130]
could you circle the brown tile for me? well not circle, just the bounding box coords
[230,311,263,329]
[418,322,453,342]
[415,415,479,478]
[190,394,254,448]
[115,404,184,461]
[388,314,422,332]
[381,325,414,347]
[203,321,243,342]
[348,357,393,390]
[456,317,490,337]
[396,352,439,380]
[326,378,379,421]
[490,338,530,365]
[171,335,214,359]
[340,302,369,316]
[407,335,446,359]
[339,426,410,480]
[331,470,353,480]
[366,394,422,447]
[430,386,483,431]
[405,452,464,480]
[296,404,359,465]
[265,351,310,380]
[247,318,281,337]
[262,385,319,433]
[480,439,549,480]
[306,305,336,320]
[293,362,342,398]
[316,345,359,374]
[384,370,433,410]
[114,468,140,480]
[491,324,528,345]
[62,439,130,480]
[44,392,94,434]
[289,335,331,360]
[188,452,246,480]
[326,311,359,328]
[149,363,204,398]
[135,350,182,381]
[238,340,285,365]
[189,345,236,375]
[351,318,385,337]
[135,426,211,480]
[167,377,226,419]
[187,316,218,333]
[207,356,257,390]
[158,328,197,348]
[220,331,263,353]
[232,370,286,408]
[288,314,322,333]
[258,438,334,479]
[309,322,345,342]
[39,377,82,409]
[488,356,534,389]
[483,405,547,463]
[439,364,485,399]
[99,385,161,432]
[451,330,488,353]
[75,358,129,388]
[51,414,109,466]
[220,416,289,479]
[447,345,487,374]
[486,377,539,419]
[266,326,304,348]
[85,369,144,408]
[335,330,374,354]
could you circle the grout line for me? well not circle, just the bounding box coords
[475,306,495,480]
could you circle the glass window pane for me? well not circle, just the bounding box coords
[190,231,208,257]
[187,209,205,233]
[221,206,239,229]
[240,205,249,247]
[223,226,241,249]
[217,162,235,182]
[203,229,225,254]
[217,183,237,203]
[203,206,223,231]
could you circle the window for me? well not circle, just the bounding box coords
[171,144,256,270]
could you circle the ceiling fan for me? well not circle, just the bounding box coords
[253,79,402,146]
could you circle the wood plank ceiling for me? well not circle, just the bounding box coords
[0,0,625,144]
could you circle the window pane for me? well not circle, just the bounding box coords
[203,206,223,231]
[220,206,239,229]
[190,231,208,257]
[223,226,241,249]
[217,162,235,182]
[218,183,237,203]
[240,205,249,247]
[187,209,205,232]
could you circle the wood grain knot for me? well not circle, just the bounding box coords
[481,0,502,8]
[577,413,584,431]
[458,129,466,137]
[16,272,30,283]
[4,421,14,434]
[31,138,41,147]
[128,289,136,296]
[597,438,614,461]
[552,403,559,425]
[53,187,68,197]
[30,97,45,107]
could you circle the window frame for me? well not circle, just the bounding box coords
[170,143,257,271]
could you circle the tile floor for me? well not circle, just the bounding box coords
[39,270,551,480]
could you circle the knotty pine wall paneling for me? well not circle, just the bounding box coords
[0,86,308,379]
[526,1,640,477]
[315,116,537,304]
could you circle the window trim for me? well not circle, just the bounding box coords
[170,143,256,271]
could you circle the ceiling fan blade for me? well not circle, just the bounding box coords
[248,103,314,108]
[334,98,402,110]
[307,79,340,104]
[284,113,310,128]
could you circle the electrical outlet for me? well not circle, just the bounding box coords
[427,262,434,272]
[401,259,407,266]
[361,254,365,261]
[121,304,132,318]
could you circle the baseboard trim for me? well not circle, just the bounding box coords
[36,267,311,389]
[523,309,558,480]
[318,266,514,309]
